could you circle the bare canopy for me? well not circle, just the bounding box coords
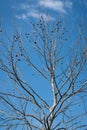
[0,16,87,130]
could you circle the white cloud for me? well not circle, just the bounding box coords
[39,0,66,13]
[16,14,27,20]
[16,10,54,21]
[28,10,54,21]
[39,0,72,13]
[15,0,73,21]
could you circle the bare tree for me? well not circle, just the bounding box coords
[0,17,87,130]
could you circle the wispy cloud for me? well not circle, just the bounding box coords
[16,9,54,21]
[15,0,73,21]
[19,3,30,10]
[39,0,66,13]
[27,11,54,21]
[39,0,72,13]
[16,14,27,20]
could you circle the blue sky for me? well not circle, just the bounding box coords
[0,0,87,27]
[0,0,87,110]
[0,0,87,108]
[0,0,87,129]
